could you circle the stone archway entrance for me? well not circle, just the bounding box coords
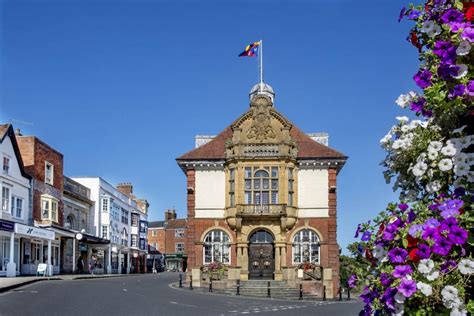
[248,230,274,279]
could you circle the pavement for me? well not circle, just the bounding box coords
[0,273,137,293]
[0,272,363,316]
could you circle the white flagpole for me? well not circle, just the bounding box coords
[259,39,263,93]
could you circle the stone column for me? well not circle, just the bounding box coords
[281,245,287,267]
[275,246,281,272]
[107,245,112,274]
[6,232,16,277]
[236,246,242,267]
[118,249,122,274]
[47,239,52,276]
[240,245,249,280]
[72,239,76,273]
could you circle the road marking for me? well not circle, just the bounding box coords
[169,301,198,308]
[122,289,128,292]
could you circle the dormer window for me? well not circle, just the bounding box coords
[45,161,54,185]
[3,156,10,174]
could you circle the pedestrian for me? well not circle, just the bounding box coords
[77,256,84,274]
[89,260,94,275]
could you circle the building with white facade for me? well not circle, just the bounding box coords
[72,178,148,274]
[0,125,32,277]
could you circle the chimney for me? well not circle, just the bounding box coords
[15,128,22,136]
[165,209,177,221]
[117,183,133,197]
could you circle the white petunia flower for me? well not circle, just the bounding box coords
[456,41,471,56]
[417,282,432,296]
[454,163,470,177]
[395,291,406,304]
[394,303,404,316]
[441,144,457,157]
[373,244,387,260]
[392,139,404,150]
[380,134,392,145]
[458,259,474,275]
[421,20,441,37]
[395,94,411,108]
[396,116,409,123]
[467,153,474,166]
[409,120,422,130]
[418,259,434,274]
[439,159,453,172]
[401,125,410,133]
[453,64,468,79]
[453,153,468,165]
[444,297,462,309]
[426,270,439,281]
[413,161,428,176]
[428,150,439,160]
[441,286,458,302]
[426,181,441,193]
[428,141,443,152]
[450,308,467,316]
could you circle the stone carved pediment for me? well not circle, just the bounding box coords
[225,95,298,160]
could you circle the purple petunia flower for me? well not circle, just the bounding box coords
[454,187,466,197]
[348,274,357,288]
[398,203,409,212]
[439,199,464,218]
[408,224,422,237]
[440,8,465,26]
[440,260,457,273]
[467,81,474,97]
[417,244,431,259]
[432,237,452,256]
[423,218,440,229]
[433,41,457,64]
[398,7,406,22]
[380,273,393,287]
[361,231,372,242]
[451,22,469,32]
[397,278,417,297]
[438,63,459,80]
[410,98,426,112]
[407,210,416,223]
[381,287,397,312]
[449,226,468,245]
[428,204,439,211]
[388,248,408,264]
[422,226,440,240]
[461,26,474,42]
[354,224,361,238]
[392,265,413,278]
[357,244,364,254]
[408,10,421,19]
[414,69,432,89]
[449,84,466,99]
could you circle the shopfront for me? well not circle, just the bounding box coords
[0,219,19,277]
[75,232,109,274]
[15,223,56,276]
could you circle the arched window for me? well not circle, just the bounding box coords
[203,230,230,264]
[66,214,75,230]
[244,167,278,205]
[292,229,320,264]
[121,228,128,246]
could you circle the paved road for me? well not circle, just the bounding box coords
[0,273,362,316]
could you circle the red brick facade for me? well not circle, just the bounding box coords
[17,136,64,225]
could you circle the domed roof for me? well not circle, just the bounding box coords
[249,82,275,102]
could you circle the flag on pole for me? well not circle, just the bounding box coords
[238,41,260,57]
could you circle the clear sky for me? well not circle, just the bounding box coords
[1,0,421,253]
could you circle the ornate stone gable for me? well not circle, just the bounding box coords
[225,95,298,160]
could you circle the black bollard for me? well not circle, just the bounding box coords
[209,279,213,292]
[299,284,303,300]
[179,273,183,288]
[267,281,271,298]
[190,278,193,290]
[236,280,240,296]
[323,285,326,301]
[347,288,351,300]
[339,287,342,301]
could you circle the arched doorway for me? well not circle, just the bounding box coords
[248,229,274,279]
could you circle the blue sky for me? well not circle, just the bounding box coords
[1,0,421,252]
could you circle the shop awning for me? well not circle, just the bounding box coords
[165,254,187,259]
[76,233,110,245]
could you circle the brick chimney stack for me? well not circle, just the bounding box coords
[165,209,177,221]
[117,182,133,197]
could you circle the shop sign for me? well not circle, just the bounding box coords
[14,223,55,240]
[0,219,14,232]
[79,244,88,251]
[111,246,118,253]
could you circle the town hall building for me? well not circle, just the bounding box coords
[176,83,347,297]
